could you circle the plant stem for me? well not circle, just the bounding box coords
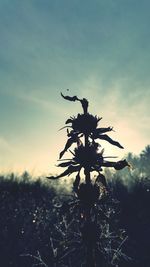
[84,131,96,266]
[84,133,91,184]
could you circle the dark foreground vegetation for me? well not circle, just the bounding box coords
[0,146,150,267]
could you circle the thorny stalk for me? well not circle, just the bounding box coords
[22,93,130,267]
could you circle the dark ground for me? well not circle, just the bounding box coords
[0,168,150,267]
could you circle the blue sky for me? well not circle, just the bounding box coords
[0,0,150,175]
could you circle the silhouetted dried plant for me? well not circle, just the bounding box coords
[47,93,130,267]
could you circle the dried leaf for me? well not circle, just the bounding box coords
[59,150,65,159]
[95,127,113,135]
[98,134,124,149]
[57,161,75,167]
[102,159,129,170]
[59,126,71,131]
[47,165,80,179]
[59,137,77,159]
[97,116,102,123]
[102,161,117,168]
[61,92,89,114]
[61,93,79,102]
[114,159,129,170]
[65,119,73,124]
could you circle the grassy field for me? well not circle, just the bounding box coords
[0,147,150,266]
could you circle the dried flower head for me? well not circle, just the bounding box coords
[66,113,101,135]
[73,143,103,170]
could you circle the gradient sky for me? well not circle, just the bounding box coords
[0,0,150,175]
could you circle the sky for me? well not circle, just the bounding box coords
[0,0,150,175]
